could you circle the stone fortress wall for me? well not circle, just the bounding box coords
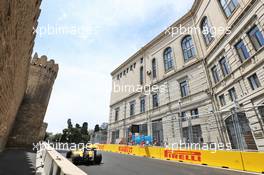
[0,0,58,151]
[8,54,58,147]
[0,0,42,151]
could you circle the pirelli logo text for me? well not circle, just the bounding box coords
[164,150,201,162]
[97,145,105,150]
[118,146,133,153]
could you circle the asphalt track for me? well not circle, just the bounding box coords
[71,151,258,175]
[0,149,36,175]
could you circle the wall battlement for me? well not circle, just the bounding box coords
[7,53,59,147]
[31,53,59,76]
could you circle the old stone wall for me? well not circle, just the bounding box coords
[0,0,41,151]
[38,122,48,141]
[7,54,58,147]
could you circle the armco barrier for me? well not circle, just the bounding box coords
[36,143,87,175]
[97,144,264,173]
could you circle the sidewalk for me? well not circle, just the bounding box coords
[0,149,36,175]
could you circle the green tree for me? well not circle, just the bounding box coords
[48,119,93,144]
[81,122,88,135]
[67,118,73,129]
[72,127,82,143]
[52,133,62,142]
[81,122,89,142]
[94,124,100,133]
[44,132,53,141]
[61,128,69,142]
[75,123,81,129]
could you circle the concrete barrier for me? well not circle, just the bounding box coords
[36,143,87,175]
[241,151,264,173]
[96,144,264,174]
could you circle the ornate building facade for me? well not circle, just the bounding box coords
[108,0,264,150]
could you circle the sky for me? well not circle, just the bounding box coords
[33,0,195,133]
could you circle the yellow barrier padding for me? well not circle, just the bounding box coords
[97,144,105,150]
[145,147,161,159]
[200,150,244,170]
[160,148,202,165]
[111,144,119,153]
[95,144,264,173]
[241,152,264,173]
[118,145,133,154]
[135,146,148,157]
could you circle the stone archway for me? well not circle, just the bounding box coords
[225,112,257,150]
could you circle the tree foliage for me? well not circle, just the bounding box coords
[94,124,100,133]
[46,119,90,143]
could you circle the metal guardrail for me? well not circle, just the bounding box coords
[36,143,87,175]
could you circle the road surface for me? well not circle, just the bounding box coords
[0,149,36,175]
[67,151,257,175]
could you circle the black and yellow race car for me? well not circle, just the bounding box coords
[66,144,102,165]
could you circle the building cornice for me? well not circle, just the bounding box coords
[110,0,200,76]
[110,59,204,107]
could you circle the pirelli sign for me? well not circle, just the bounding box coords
[164,150,201,162]
[118,146,133,154]
[97,144,105,150]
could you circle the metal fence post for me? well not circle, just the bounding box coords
[230,100,244,151]
[188,114,193,144]
[178,100,183,143]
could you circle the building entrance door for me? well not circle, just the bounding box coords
[152,119,163,146]
[225,112,257,150]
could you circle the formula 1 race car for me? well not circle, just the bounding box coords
[66,144,102,165]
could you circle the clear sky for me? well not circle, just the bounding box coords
[33,0,195,133]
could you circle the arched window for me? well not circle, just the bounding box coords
[152,58,157,78]
[163,47,174,71]
[181,35,196,62]
[201,17,214,45]
[219,0,239,17]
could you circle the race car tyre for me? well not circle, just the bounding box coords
[66,151,72,158]
[94,153,102,165]
[72,156,80,165]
